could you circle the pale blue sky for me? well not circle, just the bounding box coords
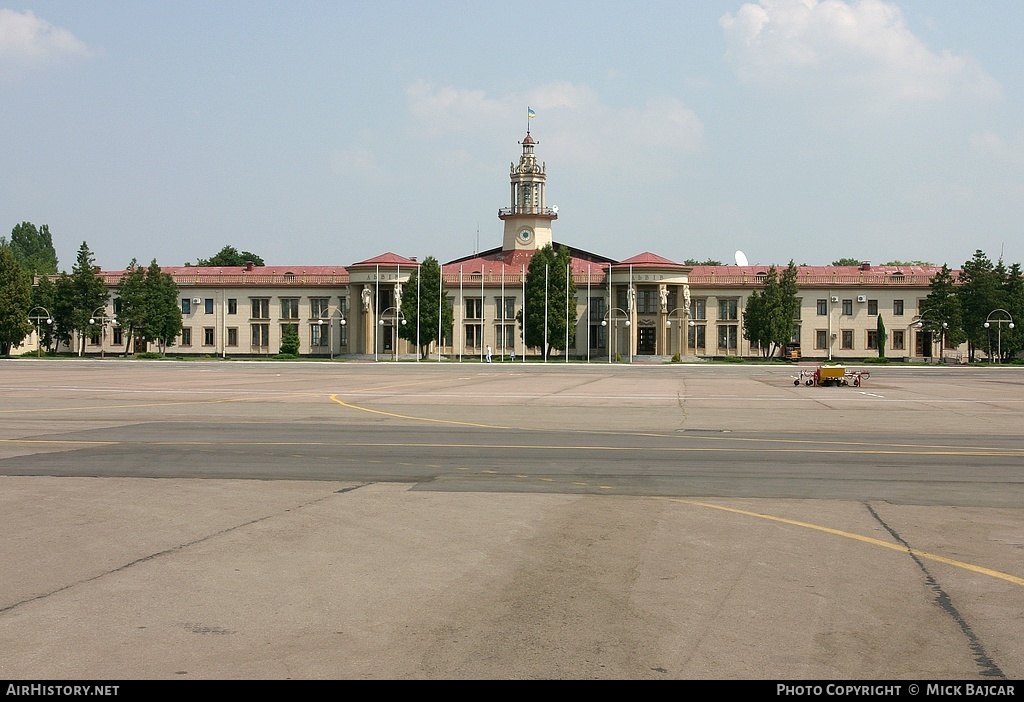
[3,1,1023,271]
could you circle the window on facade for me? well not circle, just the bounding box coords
[181,299,192,314]
[637,287,659,314]
[464,324,482,348]
[494,297,516,322]
[465,298,483,319]
[815,330,828,349]
[718,324,738,350]
[251,298,270,319]
[202,327,214,346]
[617,288,629,312]
[281,298,299,320]
[718,299,738,321]
[892,330,905,350]
[841,330,853,349]
[112,327,123,346]
[310,298,329,319]
[310,323,326,347]
[868,299,878,316]
[205,299,214,314]
[893,299,904,316]
[589,324,607,349]
[227,327,238,347]
[181,328,192,346]
[227,298,237,315]
[688,324,706,349]
[842,299,853,315]
[867,330,878,349]
[817,299,828,315]
[251,323,269,348]
[495,324,516,349]
[589,296,606,324]
[692,299,706,320]
[89,331,100,345]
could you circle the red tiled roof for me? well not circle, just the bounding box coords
[443,248,610,277]
[348,252,420,267]
[152,265,348,276]
[617,251,686,268]
[685,264,948,276]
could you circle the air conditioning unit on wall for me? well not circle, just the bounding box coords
[830,296,839,303]
[856,295,867,303]
[192,298,202,304]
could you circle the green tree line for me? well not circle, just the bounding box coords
[923,250,1024,362]
[1,222,182,357]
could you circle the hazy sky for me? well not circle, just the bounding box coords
[3,1,1023,271]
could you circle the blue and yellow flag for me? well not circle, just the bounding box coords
[528,107,536,119]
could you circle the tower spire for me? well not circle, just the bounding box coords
[499,126,555,252]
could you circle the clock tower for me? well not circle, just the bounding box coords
[499,131,556,251]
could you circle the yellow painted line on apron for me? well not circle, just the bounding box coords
[659,497,1024,589]
[329,394,514,430]
[329,394,1024,456]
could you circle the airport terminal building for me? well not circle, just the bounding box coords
[54,132,958,362]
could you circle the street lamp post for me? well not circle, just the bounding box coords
[28,306,53,358]
[983,309,1015,363]
[601,307,631,363]
[664,306,695,359]
[89,306,117,359]
[914,315,948,362]
[318,306,347,361]
[378,307,407,362]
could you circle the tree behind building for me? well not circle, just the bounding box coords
[0,246,33,355]
[398,256,452,359]
[521,245,577,359]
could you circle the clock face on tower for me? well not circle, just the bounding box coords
[518,228,533,244]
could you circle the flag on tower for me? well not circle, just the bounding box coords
[528,107,536,119]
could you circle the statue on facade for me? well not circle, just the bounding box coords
[394,281,402,303]
[659,285,668,312]
[626,285,635,313]
[683,284,691,315]
[361,285,372,312]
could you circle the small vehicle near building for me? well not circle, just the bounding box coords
[794,364,869,387]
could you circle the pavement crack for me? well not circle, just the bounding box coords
[0,489,345,617]
[863,502,1006,679]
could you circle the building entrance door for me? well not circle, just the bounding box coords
[637,327,656,354]
[915,331,932,358]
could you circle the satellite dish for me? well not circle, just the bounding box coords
[735,250,749,267]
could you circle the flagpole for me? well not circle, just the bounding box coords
[629,264,634,364]
[459,265,464,362]
[565,262,569,363]
[438,262,442,363]
[501,266,505,361]
[521,264,526,362]
[480,264,485,364]
[608,263,612,364]
[374,264,379,362]
[416,262,420,361]
[544,264,549,363]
